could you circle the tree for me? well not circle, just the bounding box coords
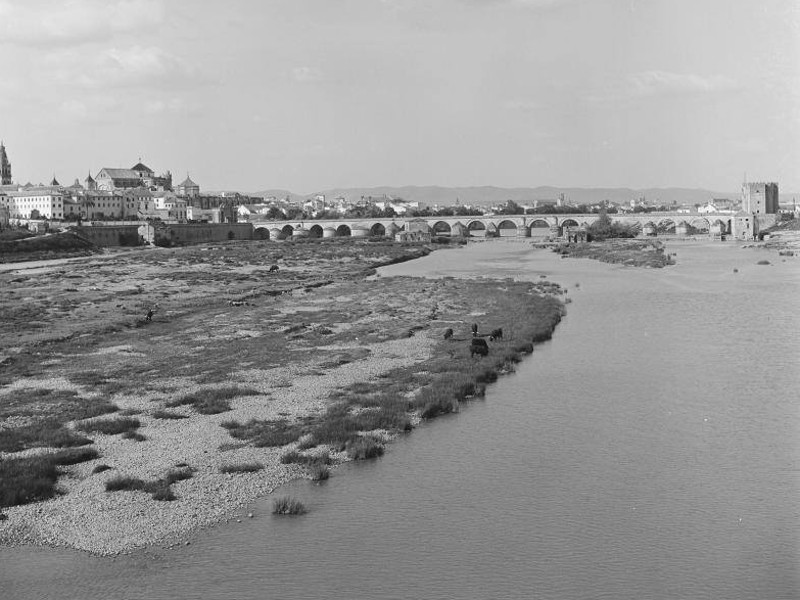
[586,208,635,241]
[265,206,285,220]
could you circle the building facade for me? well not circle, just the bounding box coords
[95,161,172,192]
[0,188,64,219]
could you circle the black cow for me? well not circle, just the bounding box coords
[145,308,154,322]
[489,328,503,341]
[443,328,454,340]
[269,265,280,272]
[470,337,489,358]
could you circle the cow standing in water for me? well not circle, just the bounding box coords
[489,328,503,341]
[145,308,154,323]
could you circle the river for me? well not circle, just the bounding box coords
[2,240,798,600]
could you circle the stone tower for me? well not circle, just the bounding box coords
[0,141,11,185]
[742,181,779,214]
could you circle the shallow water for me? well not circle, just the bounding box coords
[2,240,798,600]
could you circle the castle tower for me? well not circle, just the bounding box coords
[742,181,779,214]
[0,141,11,185]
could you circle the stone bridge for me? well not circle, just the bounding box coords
[252,213,735,240]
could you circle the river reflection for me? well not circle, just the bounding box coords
[2,240,798,600]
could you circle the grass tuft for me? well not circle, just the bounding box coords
[76,417,140,436]
[345,437,384,460]
[166,386,261,415]
[220,462,264,474]
[272,496,306,515]
[152,409,189,420]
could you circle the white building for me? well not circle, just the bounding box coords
[0,187,64,219]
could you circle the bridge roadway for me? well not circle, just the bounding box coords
[251,212,732,240]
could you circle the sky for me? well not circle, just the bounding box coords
[0,0,798,194]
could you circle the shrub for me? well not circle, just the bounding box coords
[121,431,147,442]
[220,462,264,474]
[0,445,102,511]
[222,418,304,447]
[163,467,194,485]
[55,447,99,465]
[76,417,140,436]
[0,421,93,453]
[152,410,188,420]
[150,484,176,502]
[308,462,330,481]
[105,475,148,492]
[92,464,113,474]
[167,386,261,415]
[272,496,306,515]
[345,437,384,460]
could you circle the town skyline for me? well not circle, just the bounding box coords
[1,0,798,193]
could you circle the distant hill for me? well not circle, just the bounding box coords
[252,185,745,207]
[248,189,306,203]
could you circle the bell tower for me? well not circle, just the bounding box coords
[0,141,11,185]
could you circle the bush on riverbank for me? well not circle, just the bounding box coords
[220,462,264,474]
[104,466,194,501]
[166,386,261,415]
[75,417,140,436]
[0,447,99,508]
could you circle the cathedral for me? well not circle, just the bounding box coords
[1,141,11,185]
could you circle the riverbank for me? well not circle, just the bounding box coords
[553,239,675,268]
[0,238,564,555]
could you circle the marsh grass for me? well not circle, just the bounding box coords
[221,418,304,447]
[345,437,384,460]
[308,462,330,481]
[105,466,193,501]
[76,417,140,436]
[272,496,306,515]
[152,409,189,420]
[220,462,264,474]
[166,386,261,414]
[0,420,93,453]
[0,447,99,508]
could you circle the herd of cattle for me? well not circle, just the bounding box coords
[443,324,504,358]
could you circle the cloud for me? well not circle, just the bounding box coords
[292,66,323,83]
[503,99,540,112]
[45,45,194,89]
[629,70,739,96]
[0,0,164,46]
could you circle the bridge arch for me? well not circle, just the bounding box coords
[308,224,323,238]
[710,218,730,236]
[689,217,710,233]
[657,218,676,234]
[528,218,551,238]
[432,221,452,236]
[561,218,579,229]
[497,219,518,237]
[253,227,270,240]
[336,224,352,237]
[466,220,487,237]
[280,224,294,239]
[370,222,386,237]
